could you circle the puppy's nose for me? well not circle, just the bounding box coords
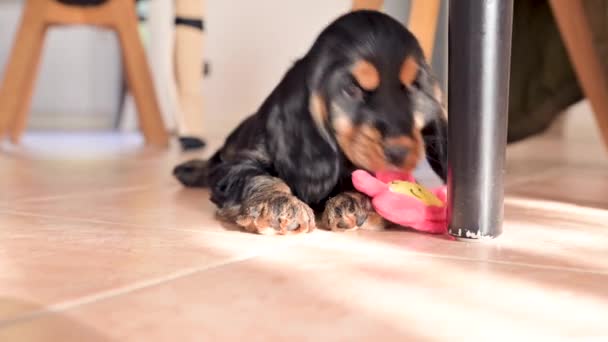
[384,145,409,165]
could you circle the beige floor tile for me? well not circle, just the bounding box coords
[506,134,608,168]
[313,212,608,274]
[0,211,296,321]
[1,244,606,341]
[508,166,608,210]
[0,157,171,204]
[4,186,223,232]
[505,134,608,187]
[0,133,216,204]
[2,131,608,341]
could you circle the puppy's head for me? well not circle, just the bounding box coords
[322,56,423,173]
[307,11,446,176]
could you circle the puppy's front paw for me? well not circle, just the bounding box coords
[322,192,373,232]
[236,192,316,235]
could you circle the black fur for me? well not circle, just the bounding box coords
[174,11,447,221]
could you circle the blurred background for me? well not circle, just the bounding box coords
[0,0,604,146]
[0,0,448,143]
[2,3,608,339]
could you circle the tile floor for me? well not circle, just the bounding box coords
[1,128,608,341]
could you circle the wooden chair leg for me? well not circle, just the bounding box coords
[110,0,169,147]
[0,0,48,142]
[549,0,608,150]
[408,0,441,60]
[350,0,439,61]
[352,0,384,11]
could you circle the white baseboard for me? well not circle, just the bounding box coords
[28,112,115,131]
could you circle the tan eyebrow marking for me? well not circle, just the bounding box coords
[351,60,380,91]
[400,56,419,87]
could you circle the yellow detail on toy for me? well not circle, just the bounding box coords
[388,181,443,207]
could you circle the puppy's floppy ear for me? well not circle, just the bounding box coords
[413,62,448,182]
[264,60,341,205]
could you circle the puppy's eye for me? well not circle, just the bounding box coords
[413,78,422,89]
[343,83,364,101]
[400,83,412,93]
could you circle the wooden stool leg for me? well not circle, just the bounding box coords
[174,0,206,145]
[0,0,48,142]
[408,0,441,60]
[112,1,169,147]
[549,0,608,151]
[352,0,384,11]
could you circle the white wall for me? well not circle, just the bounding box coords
[202,0,350,140]
[201,0,444,141]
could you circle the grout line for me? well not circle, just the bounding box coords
[0,240,303,328]
[409,251,608,276]
[9,183,180,204]
[305,236,608,276]
[0,209,246,237]
[505,166,563,189]
[0,225,606,330]
[4,208,608,276]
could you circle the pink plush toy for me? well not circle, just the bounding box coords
[352,170,448,234]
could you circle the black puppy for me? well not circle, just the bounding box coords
[174,10,447,235]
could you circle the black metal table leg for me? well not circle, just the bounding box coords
[447,0,514,240]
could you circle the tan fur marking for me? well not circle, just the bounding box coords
[333,112,385,172]
[385,136,415,149]
[322,192,374,231]
[309,93,328,128]
[360,211,387,231]
[331,105,425,173]
[271,181,291,194]
[350,124,385,171]
[232,176,315,236]
[351,60,380,91]
[218,177,290,224]
[400,56,419,87]
[414,111,425,129]
[332,114,354,134]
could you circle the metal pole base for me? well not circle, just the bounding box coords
[447,0,514,241]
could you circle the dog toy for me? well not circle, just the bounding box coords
[352,170,447,234]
